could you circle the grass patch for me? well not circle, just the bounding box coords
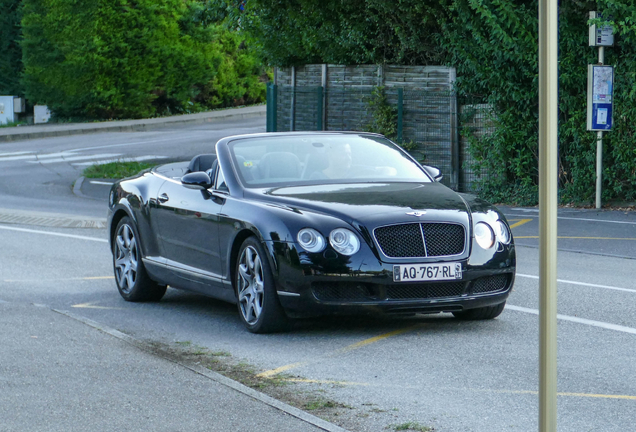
[0,120,28,128]
[82,161,155,179]
[392,422,434,431]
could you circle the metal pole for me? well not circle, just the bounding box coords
[538,0,558,431]
[397,88,403,143]
[290,66,296,131]
[596,47,605,209]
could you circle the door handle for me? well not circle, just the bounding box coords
[158,193,169,203]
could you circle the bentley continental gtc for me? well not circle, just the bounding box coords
[108,132,516,333]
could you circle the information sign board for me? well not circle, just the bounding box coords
[587,65,614,131]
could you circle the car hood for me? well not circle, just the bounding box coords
[251,182,472,227]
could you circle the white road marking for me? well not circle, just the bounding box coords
[516,273,636,294]
[507,304,636,336]
[0,151,35,157]
[69,135,205,152]
[72,155,167,166]
[89,180,115,185]
[0,151,78,162]
[27,153,122,164]
[0,225,108,242]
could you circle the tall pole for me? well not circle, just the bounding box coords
[596,47,605,209]
[538,0,558,431]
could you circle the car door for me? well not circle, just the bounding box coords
[152,176,225,284]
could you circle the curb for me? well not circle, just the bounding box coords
[0,105,266,143]
[53,307,350,432]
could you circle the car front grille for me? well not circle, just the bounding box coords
[312,281,467,302]
[386,282,466,299]
[471,274,509,294]
[374,222,466,258]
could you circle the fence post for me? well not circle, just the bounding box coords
[266,83,278,132]
[397,88,404,143]
[316,86,324,131]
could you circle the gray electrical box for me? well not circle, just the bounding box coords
[13,97,25,113]
[589,11,614,47]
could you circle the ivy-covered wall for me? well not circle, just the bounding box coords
[237,0,636,205]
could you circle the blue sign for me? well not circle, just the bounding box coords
[587,65,614,131]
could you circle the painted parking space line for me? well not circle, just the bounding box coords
[257,324,424,378]
[0,225,108,242]
[71,301,123,310]
[283,378,636,401]
[517,273,636,294]
[509,218,533,229]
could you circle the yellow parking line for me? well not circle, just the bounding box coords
[509,219,533,229]
[516,236,636,240]
[281,378,636,400]
[257,324,424,378]
[258,362,309,378]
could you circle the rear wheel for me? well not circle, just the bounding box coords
[113,216,166,302]
[235,237,288,333]
[452,301,506,320]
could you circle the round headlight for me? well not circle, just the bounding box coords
[474,222,495,249]
[329,228,360,256]
[297,228,325,253]
[495,220,511,245]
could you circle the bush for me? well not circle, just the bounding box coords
[0,0,23,96]
[20,0,266,119]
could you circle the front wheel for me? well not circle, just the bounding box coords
[452,301,506,320]
[235,237,288,333]
[113,216,166,302]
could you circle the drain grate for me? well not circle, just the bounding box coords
[0,210,106,229]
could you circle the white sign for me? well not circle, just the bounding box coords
[589,11,614,47]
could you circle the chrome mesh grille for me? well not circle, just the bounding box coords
[472,274,509,294]
[374,223,465,258]
[374,223,425,258]
[421,223,465,256]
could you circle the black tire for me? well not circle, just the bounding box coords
[452,301,506,320]
[112,216,166,302]
[235,237,288,333]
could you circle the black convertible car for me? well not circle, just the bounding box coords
[108,132,515,333]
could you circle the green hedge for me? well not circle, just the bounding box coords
[0,0,23,96]
[20,0,266,119]
[237,0,636,205]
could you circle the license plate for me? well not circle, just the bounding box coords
[393,263,462,282]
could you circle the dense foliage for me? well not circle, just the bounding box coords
[20,0,266,119]
[238,0,636,205]
[0,0,23,95]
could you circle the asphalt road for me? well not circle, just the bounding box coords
[2,121,636,431]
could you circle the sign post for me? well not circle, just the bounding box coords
[538,0,558,430]
[587,12,614,209]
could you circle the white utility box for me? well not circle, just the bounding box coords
[34,105,51,124]
[0,95,17,125]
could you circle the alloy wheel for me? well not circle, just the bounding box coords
[237,245,265,325]
[114,223,138,294]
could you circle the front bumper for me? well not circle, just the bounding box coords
[266,241,516,318]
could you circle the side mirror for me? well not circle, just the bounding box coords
[181,172,212,190]
[423,165,443,182]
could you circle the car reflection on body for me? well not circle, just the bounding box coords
[107,132,515,333]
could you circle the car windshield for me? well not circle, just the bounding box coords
[229,134,431,187]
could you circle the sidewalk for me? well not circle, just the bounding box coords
[0,105,266,143]
[0,301,344,432]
